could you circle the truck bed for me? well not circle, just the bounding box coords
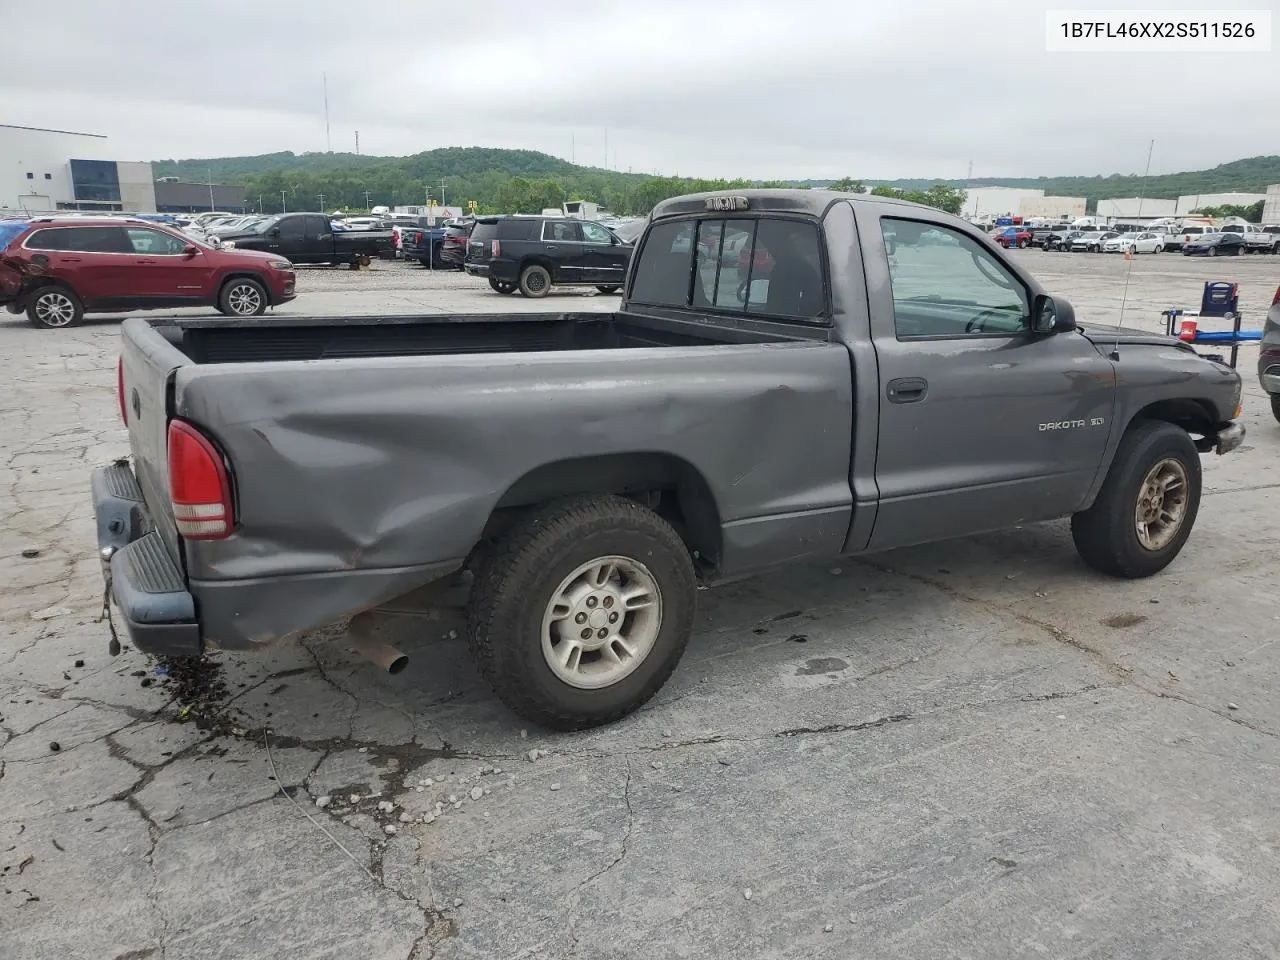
[154,312,802,364]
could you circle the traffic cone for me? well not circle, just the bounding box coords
[1178,319,1198,342]
[1123,247,1133,261]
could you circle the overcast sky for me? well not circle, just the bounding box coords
[2,0,1276,180]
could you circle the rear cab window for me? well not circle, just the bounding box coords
[498,219,540,241]
[629,215,827,322]
[0,221,27,250]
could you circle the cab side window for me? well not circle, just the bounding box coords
[881,218,1029,338]
[580,222,613,244]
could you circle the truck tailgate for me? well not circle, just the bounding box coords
[119,317,194,566]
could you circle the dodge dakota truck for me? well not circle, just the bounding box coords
[93,189,1245,729]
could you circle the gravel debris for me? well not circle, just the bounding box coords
[377,800,396,814]
[21,547,41,558]
[420,778,434,787]
[469,786,484,802]
[447,794,458,804]
[73,659,84,668]
[743,888,752,901]
[1228,702,1240,710]
[549,783,562,792]
[49,741,61,752]
[383,824,397,836]
[824,924,834,933]
[520,729,528,739]
[315,796,332,809]
[399,812,413,823]
[453,897,464,908]
[349,794,362,805]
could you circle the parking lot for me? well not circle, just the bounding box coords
[5,251,1280,960]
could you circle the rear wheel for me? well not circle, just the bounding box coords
[26,286,83,329]
[467,495,697,729]
[1271,396,1280,423]
[1235,245,1246,256]
[488,277,517,295]
[1208,247,1217,257]
[519,263,551,298]
[596,285,620,294]
[218,278,268,316]
[1071,421,1201,578]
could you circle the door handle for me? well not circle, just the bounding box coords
[886,377,928,403]
[138,259,157,264]
[61,256,82,262]
[544,244,558,249]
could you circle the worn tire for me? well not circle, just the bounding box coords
[26,285,83,329]
[1071,421,1201,579]
[518,264,551,298]
[217,277,268,316]
[596,285,621,294]
[1271,395,1280,424]
[488,277,517,295]
[467,495,697,730]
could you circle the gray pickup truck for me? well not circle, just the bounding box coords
[93,189,1244,729]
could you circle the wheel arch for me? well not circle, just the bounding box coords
[483,452,723,571]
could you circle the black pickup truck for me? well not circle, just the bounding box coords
[94,189,1244,730]
[220,213,393,266]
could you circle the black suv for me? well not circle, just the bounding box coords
[464,216,632,297]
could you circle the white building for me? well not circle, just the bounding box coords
[1,123,129,213]
[1096,197,1178,219]
[1018,195,1086,219]
[961,186,1046,219]
[1263,184,1280,225]
[1175,192,1267,216]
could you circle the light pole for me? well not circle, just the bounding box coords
[364,189,372,210]
[317,193,326,211]
[208,167,215,212]
[281,190,287,213]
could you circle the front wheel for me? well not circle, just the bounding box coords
[518,263,551,298]
[1208,247,1217,257]
[597,285,621,294]
[218,278,268,316]
[26,286,84,329]
[467,495,697,730]
[1071,421,1201,578]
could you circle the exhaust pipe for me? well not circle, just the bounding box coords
[348,613,409,674]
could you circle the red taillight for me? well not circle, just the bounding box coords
[491,239,501,257]
[167,419,233,540]
[1272,284,1280,307]
[414,231,422,244]
[117,356,127,425]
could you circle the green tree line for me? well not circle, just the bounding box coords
[152,148,968,217]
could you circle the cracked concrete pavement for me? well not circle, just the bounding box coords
[4,256,1280,959]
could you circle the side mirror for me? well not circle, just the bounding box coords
[1033,294,1076,334]
[183,244,198,258]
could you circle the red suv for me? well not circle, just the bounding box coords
[0,217,296,329]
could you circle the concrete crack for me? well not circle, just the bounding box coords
[572,757,634,894]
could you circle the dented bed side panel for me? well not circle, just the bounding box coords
[173,342,855,585]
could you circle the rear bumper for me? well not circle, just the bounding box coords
[91,460,465,655]
[92,462,201,657]
[463,262,491,277]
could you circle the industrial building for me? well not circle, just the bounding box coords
[1095,197,1178,220]
[1175,192,1268,216]
[959,186,1084,220]
[1264,184,1280,225]
[1017,195,1086,219]
[1,122,246,215]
